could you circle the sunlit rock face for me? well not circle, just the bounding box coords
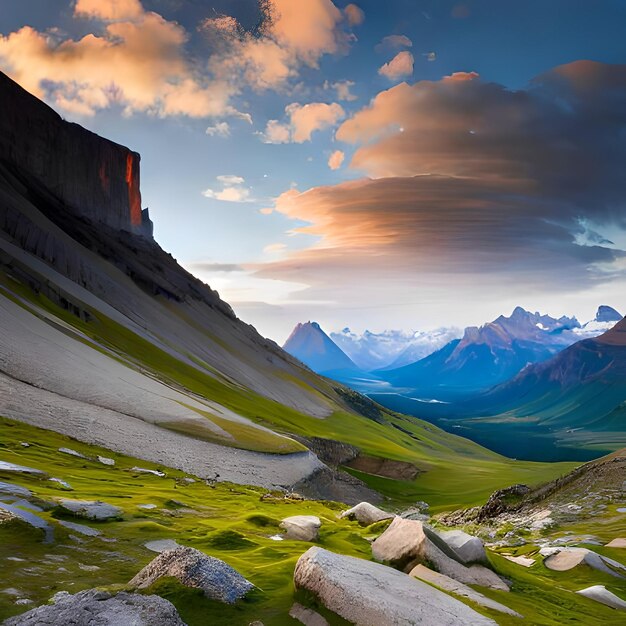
[0,71,150,238]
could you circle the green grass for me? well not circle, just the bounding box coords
[1,417,624,625]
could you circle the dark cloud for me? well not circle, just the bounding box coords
[254,61,626,304]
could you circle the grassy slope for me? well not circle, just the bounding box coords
[2,418,624,625]
[0,270,576,509]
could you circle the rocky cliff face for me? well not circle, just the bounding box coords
[0,71,151,237]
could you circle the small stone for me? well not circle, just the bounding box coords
[340,502,394,526]
[0,461,45,475]
[58,448,86,459]
[137,504,157,510]
[20,443,30,448]
[131,467,165,477]
[280,516,321,542]
[97,456,115,466]
[49,478,72,490]
[78,564,101,572]
[289,602,329,626]
[144,539,180,553]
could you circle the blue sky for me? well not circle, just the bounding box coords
[2,0,626,341]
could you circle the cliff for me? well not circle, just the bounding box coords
[0,71,151,238]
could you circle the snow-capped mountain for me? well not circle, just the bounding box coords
[574,305,623,339]
[330,327,461,371]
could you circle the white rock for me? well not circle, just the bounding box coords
[0,461,44,475]
[280,515,321,542]
[411,564,522,617]
[503,555,535,567]
[294,547,497,626]
[131,467,165,477]
[145,539,180,553]
[49,478,72,490]
[576,585,626,610]
[544,547,626,577]
[56,499,123,521]
[58,448,86,459]
[97,456,115,466]
[607,538,626,548]
[340,502,394,525]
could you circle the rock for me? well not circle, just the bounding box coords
[503,555,535,567]
[371,518,508,590]
[128,546,253,604]
[544,547,626,577]
[137,503,157,510]
[0,461,45,475]
[78,563,100,572]
[97,456,115,466]
[145,539,180,553]
[280,515,321,541]
[3,589,185,625]
[57,519,101,537]
[14,599,32,606]
[0,502,54,542]
[20,443,30,448]
[49,478,72,490]
[437,529,487,564]
[294,547,496,625]
[607,538,626,548]
[56,499,123,521]
[58,448,86,459]
[340,502,394,525]
[576,585,626,610]
[289,602,330,626]
[411,564,522,617]
[131,467,165,477]
[0,481,32,499]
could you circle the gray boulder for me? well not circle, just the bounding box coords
[340,502,394,526]
[294,547,496,625]
[280,515,321,541]
[0,481,32,499]
[372,517,507,590]
[3,589,185,625]
[56,499,122,521]
[544,547,626,577]
[437,529,487,564]
[128,546,253,604]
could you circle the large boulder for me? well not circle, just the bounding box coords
[128,546,253,604]
[340,502,394,526]
[544,547,626,577]
[371,517,507,590]
[3,589,185,625]
[280,515,321,541]
[56,499,122,521]
[294,547,496,626]
[437,529,487,564]
[576,585,626,610]
[606,538,626,548]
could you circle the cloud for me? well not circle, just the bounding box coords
[1,0,356,119]
[424,51,436,62]
[74,0,143,21]
[261,101,345,143]
[328,149,345,170]
[205,122,230,137]
[378,51,414,80]
[0,9,237,118]
[202,174,254,202]
[325,79,357,101]
[251,61,626,315]
[344,4,365,26]
[375,34,413,53]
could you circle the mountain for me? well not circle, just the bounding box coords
[379,306,582,398]
[331,327,461,371]
[283,322,358,374]
[573,305,623,339]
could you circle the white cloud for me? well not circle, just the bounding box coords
[202,174,254,202]
[325,79,357,101]
[205,122,230,137]
[378,51,414,80]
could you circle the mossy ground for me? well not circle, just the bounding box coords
[2,417,625,625]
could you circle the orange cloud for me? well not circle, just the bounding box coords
[261,101,345,143]
[344,4,365,26]
[378,51,414,80]
[328,149,345,170]
[74,0,143,21]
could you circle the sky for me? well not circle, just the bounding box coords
[2,0,626,343]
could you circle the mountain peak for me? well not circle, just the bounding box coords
[284,321,357,373]
[595,305,622,323]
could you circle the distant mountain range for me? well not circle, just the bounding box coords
[377,306,622,399]
[330,327,461,371]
